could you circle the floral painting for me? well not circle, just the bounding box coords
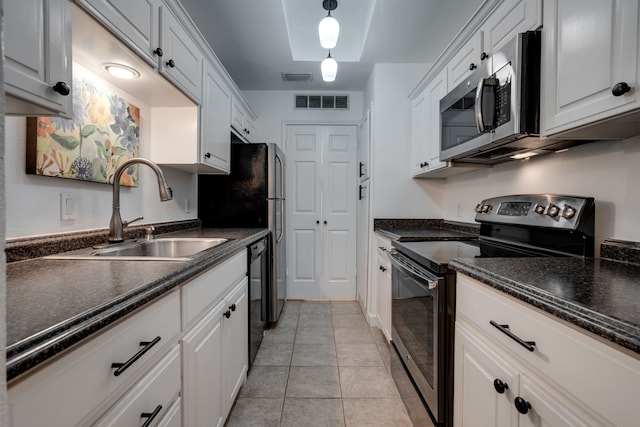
[26,75,140,187]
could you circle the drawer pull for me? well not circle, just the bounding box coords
[141,404,163,427]
[493,378,508,394]
[490,321,535,352]
[111,336,161,376]
[224,309,232,319]
[514,397,531,414]
[230,303,237,312]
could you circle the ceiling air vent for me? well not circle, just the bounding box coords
[282,73,313,82]
[295,95,349,110]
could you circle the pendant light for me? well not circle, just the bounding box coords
[321,51,338,82]
[319,0,339,49]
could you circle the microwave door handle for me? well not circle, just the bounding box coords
[475,78,486,132]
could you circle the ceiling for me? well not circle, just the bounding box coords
[178,0,485,91]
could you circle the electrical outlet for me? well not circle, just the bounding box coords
[60,192,76,221]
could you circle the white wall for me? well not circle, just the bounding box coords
[5,78,197,240]
[242,90,364,148]
[442,136,640,254]
[365,63,445,219]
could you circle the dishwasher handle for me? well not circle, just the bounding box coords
[387,250,440,290]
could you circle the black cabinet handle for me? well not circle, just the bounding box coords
[324,220,327,225]
[612,82,631,96]
[224,309,231,319]
[359,184,365,200]
[480,52,489,60]
[166,59,175,68]
[378,246,387,252]
[141,405,163,427]
[379,266,387,272]
[53,81,70,96]
[204,152,211,159]
[420,161,429,168]
[359,161,365,177]
[514,397,531,414]
[111,336,161,376]
[316,220,320,224]
[153,47,164,57]
[469,63,477,71]
[230,303,236,312]
[493,378,508,394]
[490,321,535,352]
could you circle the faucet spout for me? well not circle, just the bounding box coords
[108,158,173,243]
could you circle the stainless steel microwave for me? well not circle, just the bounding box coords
[439,31,549,164]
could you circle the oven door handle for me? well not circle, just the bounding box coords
[387,251,439,290]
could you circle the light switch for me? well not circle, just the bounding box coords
[60,192,75,221]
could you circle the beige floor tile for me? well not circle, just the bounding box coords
[239,366,289,398]
[225,398,283,427]
[286,366,341,398]
[342,398,412,426]
[332,313,369,328]
[262,324,297,344]
[253,342,293,366]
[299,301,332,315]
[339,366,399,398]
[291,342,337,366]
[296,326,335,344]
[336,343,385,367]
[334,326,375,345]
[331,301,363,315]
[298,312,333,328]
[280,398,345,427]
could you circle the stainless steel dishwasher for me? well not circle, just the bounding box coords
[248,237,269,368]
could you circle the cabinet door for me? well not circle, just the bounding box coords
[447,31,484,90]
[542,0,640,136]
[483,0,542,55]
[160,8,203,103]
[231,100,246,133]
[454,324,517,427]
[223,277,249,414]
[425,69,448,170]
[410,91,429,175]
[76,0,161,66]
[5,0,72,116]
[181,300,225,427]
[201,61,232,174]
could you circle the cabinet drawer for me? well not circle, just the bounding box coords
[456,274,640,425]
[182,250,247,328]
[8,291,180,427]
[94,345,181,426]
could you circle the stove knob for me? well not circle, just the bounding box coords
[563,205,576,219]
[481,204,492,213]
[475,203,483,213]
[547,204,560,217]
[534,205,546,215]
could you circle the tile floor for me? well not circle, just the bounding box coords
[225,300,413,426]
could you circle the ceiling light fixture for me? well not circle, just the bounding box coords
[321,51,338,82]
[103,63,140,80]
[319,0,339,49]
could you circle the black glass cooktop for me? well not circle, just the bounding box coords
[392,239,557,274]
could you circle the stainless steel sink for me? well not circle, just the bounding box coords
[46,238,229,261]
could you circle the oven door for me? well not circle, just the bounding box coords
[388,250,443,421]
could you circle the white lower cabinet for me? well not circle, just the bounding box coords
[373,233,392,341]
[181,251,249,427]
[8,250,250,427]
[455,273,640,427]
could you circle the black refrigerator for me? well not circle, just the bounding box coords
[198,142,286,324]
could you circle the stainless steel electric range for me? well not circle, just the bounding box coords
[388,194,595,427]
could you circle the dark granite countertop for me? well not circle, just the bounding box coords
[6,227,269,381]
[373,218,479,242]
[450,257,640,356]
[376,228,478,242]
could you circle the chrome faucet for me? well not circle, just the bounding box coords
[108,158,173,243]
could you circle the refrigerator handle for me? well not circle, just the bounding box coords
[277,199,285,243]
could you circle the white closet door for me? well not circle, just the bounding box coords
[286,125,358,300]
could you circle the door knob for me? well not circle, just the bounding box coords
[53,81,70,96]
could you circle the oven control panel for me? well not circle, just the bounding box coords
[474,194,594,230]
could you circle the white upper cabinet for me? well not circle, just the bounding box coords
[200,61,232,174]
[482,0,542,57]
[447,31,485,90]
[5,0,73,117]
[231,99,256,142]
[75,0,162,66]
[542,0,640,138]
[160,7,203,103]
[410,90,429,176]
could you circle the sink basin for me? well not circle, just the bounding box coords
[47,238,229,261]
